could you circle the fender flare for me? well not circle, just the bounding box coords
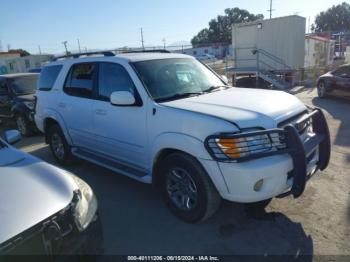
[151,132,227,194]
[42,108,73,145]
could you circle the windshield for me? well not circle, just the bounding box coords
[132,58,225,102]
[9,75,38,95]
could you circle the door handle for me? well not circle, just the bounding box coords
[95,109,107,116]
[58,102,66,108]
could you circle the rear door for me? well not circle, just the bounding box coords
[56,63,97,149]
[0,78,11,118]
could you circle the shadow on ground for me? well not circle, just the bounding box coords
[312,96,350,163]
[15,138,314,257]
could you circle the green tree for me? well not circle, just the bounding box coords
[313,2,350,32]
[9,49,30,57]
[191,8,264,46]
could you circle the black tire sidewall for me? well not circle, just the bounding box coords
[159,153,210,223]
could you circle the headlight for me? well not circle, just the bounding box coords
[206,130,286,161]
[71,175,98,231]
[23,101,34,110]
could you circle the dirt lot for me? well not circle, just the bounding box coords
[2,86,349,257]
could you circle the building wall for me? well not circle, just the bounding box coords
[175,44,232,58]
[232,15,306,70]
[305,38,334,68]
[0,55,52,74]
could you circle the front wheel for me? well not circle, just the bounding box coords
[317,81,327,98]
[159,152,221,223]
[48,125,75,165]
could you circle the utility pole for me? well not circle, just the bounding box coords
[140,28,145,50]
[267,0,274,19]
[162,38,166,50]
[62,41,68,55]
[38,45,42,55]
[7,44,11,52]
[77,38,81,53]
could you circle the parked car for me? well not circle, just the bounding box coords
[317,64,350,99]
[196,54,216,61]
[0,73,39,136]
[35,51,331,223]
[0,129,103,256]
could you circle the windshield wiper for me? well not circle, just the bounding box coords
[155,92,203,102]
[203,85,230,94]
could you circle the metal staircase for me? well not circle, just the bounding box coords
[227,48,293,90]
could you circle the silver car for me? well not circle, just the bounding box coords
[0,130,103,256]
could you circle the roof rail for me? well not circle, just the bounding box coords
[119,49,171,54]
[51,51,115,61]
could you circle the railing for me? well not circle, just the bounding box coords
[254,48,292,72]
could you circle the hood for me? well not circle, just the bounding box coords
[162,88,307,129]
[0,146,77,244]
[319,71,333,78]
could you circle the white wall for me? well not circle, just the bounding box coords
[232,15,306,70]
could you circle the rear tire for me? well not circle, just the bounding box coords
[16,114,32,136]
[47,124,75,165]
[159,152,221,223]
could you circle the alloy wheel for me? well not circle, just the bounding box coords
[51,133,65,160]
[166,168,198,211]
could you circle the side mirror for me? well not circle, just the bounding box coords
[221,75,229,84]
[110,91,136,106]
[4,130,21,145]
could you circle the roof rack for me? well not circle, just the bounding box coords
[119,49,171,54]
[51,51,115,61]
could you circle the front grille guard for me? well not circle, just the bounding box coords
[205,108,331,198]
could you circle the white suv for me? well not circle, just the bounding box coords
[35,51,331,222]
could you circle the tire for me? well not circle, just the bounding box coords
[16,114,32,136]
[317,81,327,98]
[159,152,221,223]
[47,124,75,165]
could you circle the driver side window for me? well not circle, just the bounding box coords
[98,63,136,100]
[334,66,350,77]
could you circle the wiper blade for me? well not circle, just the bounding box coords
[203,85,230,93]
[155,92,203,102]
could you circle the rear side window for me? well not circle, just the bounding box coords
[10,75,38,95]
[38,65,62,91]
[64,63,96,98]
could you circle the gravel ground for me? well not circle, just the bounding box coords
[1,86,349,258]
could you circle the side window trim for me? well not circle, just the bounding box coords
[63,62,98,99]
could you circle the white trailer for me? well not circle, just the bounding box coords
[230,15,306,89]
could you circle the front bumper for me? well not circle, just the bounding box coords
[205,108,331,202]
[1,210,103,260]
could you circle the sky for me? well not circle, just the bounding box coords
[0,0,344,54]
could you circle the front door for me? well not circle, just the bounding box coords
[92,62,148,170]
[333,65,350,98]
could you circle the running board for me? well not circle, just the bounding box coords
[71,148,151,183]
